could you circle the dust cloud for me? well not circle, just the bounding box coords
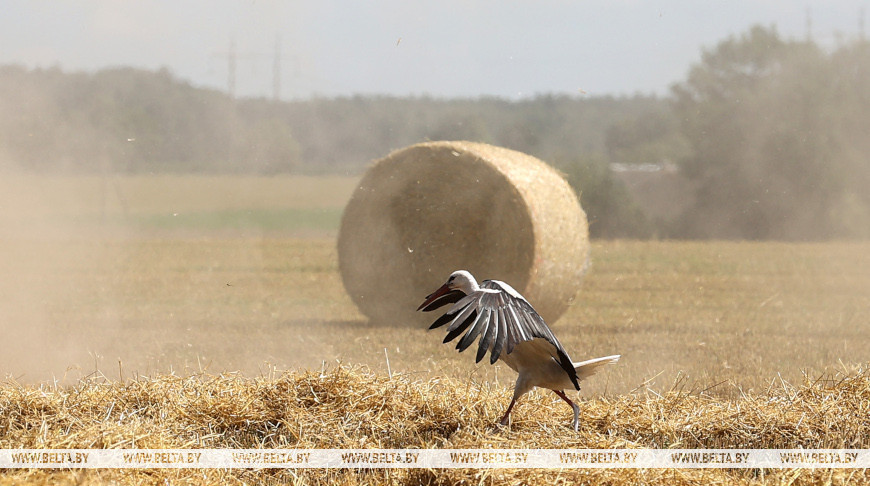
[1,170,111,382]
[0,166,352,385]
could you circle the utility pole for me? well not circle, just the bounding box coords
[805,7,813,42]
[227,39,237,98]
[213,38,259,99]
[212,39,241,98]
[213,34,290,100]
[273,35,281,101]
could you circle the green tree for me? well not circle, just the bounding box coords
[561,154,652,239]
[235,117,300,174]
[605,110,689,166]
[672,25,870,239]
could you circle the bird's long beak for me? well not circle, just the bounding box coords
[416,283,451,311]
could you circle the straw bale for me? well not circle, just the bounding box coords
[338,141,589,325]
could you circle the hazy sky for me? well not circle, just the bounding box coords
[1,1,867,99]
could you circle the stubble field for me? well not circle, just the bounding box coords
[1,174,868,484]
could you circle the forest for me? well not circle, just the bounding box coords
[1,26,868,240]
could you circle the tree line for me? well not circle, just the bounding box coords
[0,64,663,175]
[671,26,870,240]
[1,25,868,240]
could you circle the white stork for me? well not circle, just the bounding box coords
[418,270,619,431]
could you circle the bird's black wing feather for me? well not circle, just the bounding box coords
[428,312,455,329]
[457,310,489,352]
[420,279,580,391]
[480,280,580,390]
[443,309,477,343]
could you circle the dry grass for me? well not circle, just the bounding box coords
[3,236,867,397]
[1,365,869,485]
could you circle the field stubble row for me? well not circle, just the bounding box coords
[1,236,866,397]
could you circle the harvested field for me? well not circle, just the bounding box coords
[2,366,869,484]
[0,174,357,238]
[2,237,866,396]
[1,175,869,485]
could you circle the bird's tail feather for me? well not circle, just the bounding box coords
[572,355,620,381]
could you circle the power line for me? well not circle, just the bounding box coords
[805,7,813,42]
[273,35,281,101]
[860,7,866,41]
[212,35,293,100]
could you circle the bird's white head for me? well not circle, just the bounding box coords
[444,270,479,294]
[416,270,480,311]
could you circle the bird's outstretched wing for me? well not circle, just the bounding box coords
[426,279,580,390]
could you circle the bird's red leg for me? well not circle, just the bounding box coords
[499,398,517,426]
[553,390,575,407]
[553,390,581,431]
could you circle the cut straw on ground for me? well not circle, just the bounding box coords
[2,364,868,485]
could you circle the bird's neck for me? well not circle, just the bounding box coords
[460,277,480,294]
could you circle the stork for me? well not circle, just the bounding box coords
[418,270,619,430]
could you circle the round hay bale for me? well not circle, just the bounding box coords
[338,141,589,326]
